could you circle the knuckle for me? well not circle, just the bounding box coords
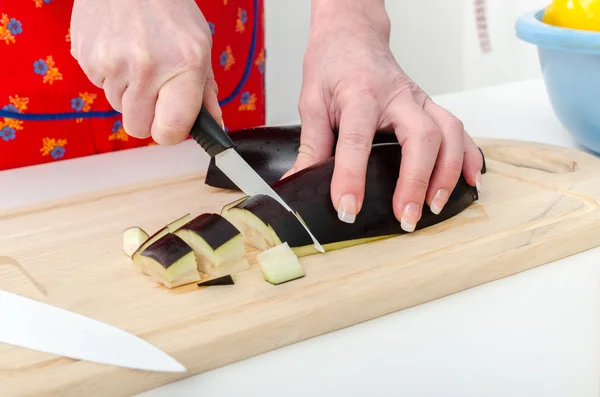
[205,77,218,94]
[297,96,311,115]
[131,46,154,81]
[184,36,211,64]
[404,172,430,193]
[440,114,464,134]
[169,38,211,75]
[97,53,120,77]
[95,43,121,75]
[298,91,324,118]
[337,84,379,108]
[439,158,464,176]
[448,116,465,133]
[417,125,442,144]
[339,131,371,152]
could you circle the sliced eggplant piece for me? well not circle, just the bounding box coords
[173,213,250,277]
[197,274,236,287]
[128,214,192,270]
[123,226,150,257]
[257,242,305,285]
[132,232,201,288]
[222,143,479,257]
[131,227,169,274]
[204,125,398,189]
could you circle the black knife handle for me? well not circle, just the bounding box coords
[189,106,233,157]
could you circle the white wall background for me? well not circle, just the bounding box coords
[264,0,549,125]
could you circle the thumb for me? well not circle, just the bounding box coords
[282,90,334,179]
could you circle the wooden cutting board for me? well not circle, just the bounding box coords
[2,138,600,397]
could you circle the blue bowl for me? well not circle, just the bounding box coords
[515,9,600,153]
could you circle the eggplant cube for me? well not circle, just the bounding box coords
[131,227,169,275]
[135,233,200,288]
[174,213,250,277]
[123,226,149,257]
[221,204,281,251]
[257,242,305,285]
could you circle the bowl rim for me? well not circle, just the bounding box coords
[515,9,600,54]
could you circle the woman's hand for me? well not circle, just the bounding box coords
[70,0,221,145]
[288,0,483,232]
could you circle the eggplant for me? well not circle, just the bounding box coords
[173,213,250,277]
[204,125,398,189]
[133,233,201,288]
[221,143,479,257]
[205,125,487,190]
[256,242,305,285]
[123,226,149,257]
[197,274,236,287]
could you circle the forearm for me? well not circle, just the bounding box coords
[310,0,390,37]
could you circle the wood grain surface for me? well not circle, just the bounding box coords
[1,138,600,397]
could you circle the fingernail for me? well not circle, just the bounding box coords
[221,118,226,129]
[337,194,358,224]
[430,189,449,215]
[475,171,482,193]
[401,203,420,232]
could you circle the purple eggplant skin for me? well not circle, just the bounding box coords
[197,274,235,287]
[204,125,398,190]
[140,233,193,269]
[179,213,241,251]
[230,142,479,249]
[204,125,487,190]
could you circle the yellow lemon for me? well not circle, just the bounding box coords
[543,0,600,32]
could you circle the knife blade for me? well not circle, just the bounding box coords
[0,289,186,373]
[190,106,325,253]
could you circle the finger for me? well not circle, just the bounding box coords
[422,98,465,215]
[283,87,334,178]
[102,77,126,113]
[462,130,484,191]
[391,101,442,232]
[202,65,223,128]
[121,83,158,139]
[151,69,207,145]
[330,98,379,223]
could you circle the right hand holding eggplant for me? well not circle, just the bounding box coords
[69,0,222,145]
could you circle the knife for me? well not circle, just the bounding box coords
[0,289,186,373]
[190,106,325,254]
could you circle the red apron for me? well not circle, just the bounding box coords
[0,0,265,171]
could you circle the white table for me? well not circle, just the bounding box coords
[2,79,599,397]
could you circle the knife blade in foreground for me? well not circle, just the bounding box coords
[0,290,186,373]
[191,106,325,253]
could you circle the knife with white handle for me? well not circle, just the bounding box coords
[190,106,325,253]
[0,289,186,373]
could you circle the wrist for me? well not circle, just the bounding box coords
[310,0,390,37]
